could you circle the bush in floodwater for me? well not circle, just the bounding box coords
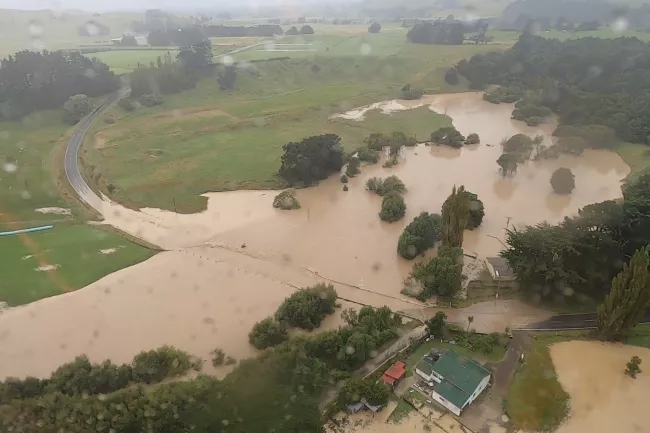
[465,191,485,230]
[465,133,480,144]
[397,212,442,259]
[131,346,192,384]
[275,283,337,330]
[211,349,226,366]
[346,156,361,177]
[273,189,301,210]
[248,317,288,349]
[550,167,575,195]
[379,192,406,222]
[340,174,348,183]
[366,176,406,196]
[343,185,349,191]
[382,155,399,168]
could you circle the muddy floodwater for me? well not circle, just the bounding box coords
[551,341,650,433]
[0,92,628,380]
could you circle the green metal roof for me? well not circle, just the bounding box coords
[431,351,491,408]
[415,360,433,375]
[433,380,471,409]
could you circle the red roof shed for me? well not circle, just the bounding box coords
[382,361,407,386]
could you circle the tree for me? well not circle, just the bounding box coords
[397,212,442,259]
[431,127,465,148]
[441,185,470,247]
[502,134,534,161]
[426,311,447,338]
[248,317,288,349]
[412,246,464,299]
[300,25,315,34]
[597,247,650,339]
[368,22,381,33]
[465,191,485,229]
[120,34,138,46]
[497,152,519,176]
[211,348,226,366]
[379,192,406,222]
[275,284,337,330]
[445,67,459,85]
[278,134,344,186]
[217,65,237,90]
[465,133,480,144]
[550,167,575,194]
[467,316,474,332]
[407,20,467,45]
[177,39,213,70]
[286,26,299,35]
[625,356,642,378]
[63,94,92,124]
[346,156,360,177]
[131,346,192,384]
[400,83,423,100]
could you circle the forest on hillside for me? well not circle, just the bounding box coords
[457,34,650,143]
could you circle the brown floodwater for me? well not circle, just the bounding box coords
[0,92,629,380]
[551,341,650,433]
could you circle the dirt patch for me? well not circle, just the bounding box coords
[35,207,71,216]
[99,248,118,255]
[35,264,60,272]
[94,131,109,149]
[551,340,650,433]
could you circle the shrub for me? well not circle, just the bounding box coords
[63,94,92,124]
[118,97,135,111]
[286,26,299,35]
[211,349,226,366]
[400,83,423,100]
[379,192,406,222]
[382,155,399,168]
[45,355,132,397]
[550,167,575,194]
[225,356,237,365]
[343,185,349,191]
[364,132,390,151]
[275,283,337,330]
[366,176,406,196]
[465,191,485,229]
[104,114,115,124]
[465,133,480,144]
[397,212,442,259]
[356,147,379,163]
[140,93,164,107]
[445,67,459,85]
[346,156,361,177]
[368,22,381,33]
[248,317,288,349]
[340,174,348,183]
[131,346,192,384]
[501,134,534,160]
[300,25,314,34]
[273,189,301,210]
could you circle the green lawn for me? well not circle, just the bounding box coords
[386,399,415,424]
[91,49,179,75]
[616,142,650,181]
[0,224,156,306]
[404,336,507,378]
[626,324,650,349]
[83,40,501,212]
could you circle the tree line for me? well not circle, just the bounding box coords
[457,34,650,143]
[407,19,488,45]
[147,24,285,46]
[0,50,118,121]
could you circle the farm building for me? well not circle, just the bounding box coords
[415,350,491,416]
[381,361,406,387]
[485,257,516,281]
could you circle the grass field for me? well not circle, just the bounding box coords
[627,324,650,349]
[0,109,156,306]
[505,333,576,432]
[488,28,650,43]
[84,35,504,212]
[0,224,156,306]
[90,49,179,75]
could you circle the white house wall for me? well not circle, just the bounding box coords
[463,375,491,408]
[430,390,462,416]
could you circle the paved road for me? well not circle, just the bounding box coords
[523,309,650,330]
[64,91,126,214]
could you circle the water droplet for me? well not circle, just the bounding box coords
[360,43,372,56]
[612,17,629,33]
[84,22,100,36]
[3,162,17,173]
[0,131,9,140]
[84,69,96,79]
[27,20,44,37]
[221,55,234,66]
[20,190,31,200]
[345,345,355,354]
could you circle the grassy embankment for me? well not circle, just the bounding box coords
[83,29,509,213]
[506,325,650,431]
[0,111,157,307]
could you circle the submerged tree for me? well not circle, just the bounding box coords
[597,246,650,339]
[497,152,519,176]
[550,167,575,194]
[464,191,485,229]
[427,311,447,338]
[625,356,642,378]
[441,185,470,247]
[379,192,406,222]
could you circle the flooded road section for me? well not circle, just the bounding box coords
[551,341,650,433]
[0,92,628,380]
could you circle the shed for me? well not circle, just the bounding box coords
[485,257,516,281]
[381,361,406,386]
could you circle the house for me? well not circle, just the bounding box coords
[415,350,491,416]
[381,361,406,387]
[485,257,516,282]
